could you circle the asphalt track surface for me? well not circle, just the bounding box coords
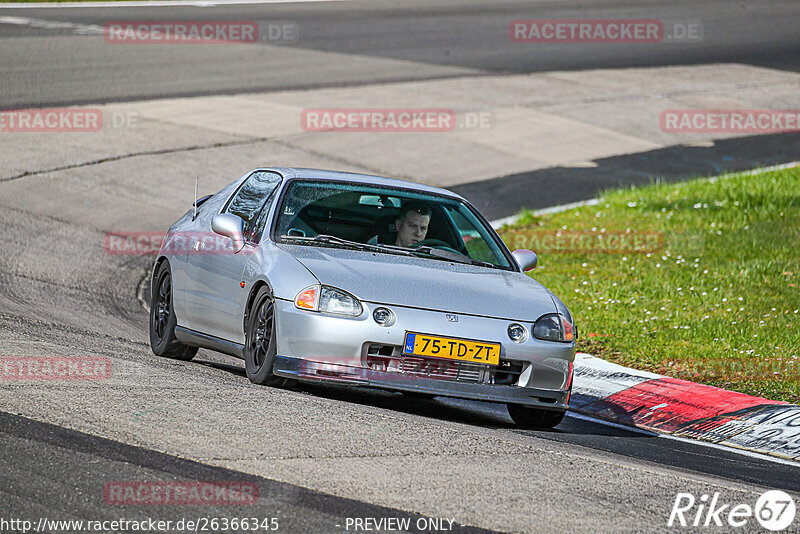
[2,0,800,532]
[454,132,800,219]
[1,0,799,107]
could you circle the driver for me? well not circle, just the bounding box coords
[369,200,432,247]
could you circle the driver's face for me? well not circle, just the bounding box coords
[395,211,430,248]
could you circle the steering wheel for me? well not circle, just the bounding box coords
[412,239,463,255]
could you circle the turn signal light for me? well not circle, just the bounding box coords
[295,286,318,310]
[562,316,575,341]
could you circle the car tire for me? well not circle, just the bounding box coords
[507,404,565,429]
[150,261,198,361]
[244,286,292,387]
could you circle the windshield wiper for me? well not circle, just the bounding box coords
[281,234,414,256]
[282,235,499,268]
[415,246,498,268]
[381,243,498,268]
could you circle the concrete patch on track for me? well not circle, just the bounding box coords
[3,63,798,192]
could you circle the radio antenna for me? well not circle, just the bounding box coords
[193,176,198,220]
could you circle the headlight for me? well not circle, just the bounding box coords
[533,313,575,342]
[295,285,363,316]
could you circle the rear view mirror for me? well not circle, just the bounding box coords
[211,214,246,253]
[511,249,538,271]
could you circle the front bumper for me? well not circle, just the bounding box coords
[272,298,575,409]
[273,356,569,410]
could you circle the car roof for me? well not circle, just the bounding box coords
[259,167,465,200]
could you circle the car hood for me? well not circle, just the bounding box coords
[279,244,557,321]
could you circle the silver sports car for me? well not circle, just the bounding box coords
[150,168,576,428]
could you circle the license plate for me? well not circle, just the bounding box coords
[403,332,500,366]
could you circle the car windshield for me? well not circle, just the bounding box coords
[274,180,513,269]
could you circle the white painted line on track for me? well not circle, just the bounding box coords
[0,15,103,33]
[490,198,601,229]
[567,411,800,468]
[0,0,346,8]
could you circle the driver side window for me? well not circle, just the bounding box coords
[224,171,282,236]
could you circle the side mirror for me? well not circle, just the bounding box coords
[211,213,246,253]
[512,249,537,272]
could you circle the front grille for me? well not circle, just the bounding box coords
[363,343,486,383]
[398,357,484,383]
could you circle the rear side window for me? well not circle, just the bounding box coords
[224,171,282,233]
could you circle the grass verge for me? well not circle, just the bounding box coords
[499,165,800,403]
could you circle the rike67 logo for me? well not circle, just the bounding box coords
[669,490,796,531]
